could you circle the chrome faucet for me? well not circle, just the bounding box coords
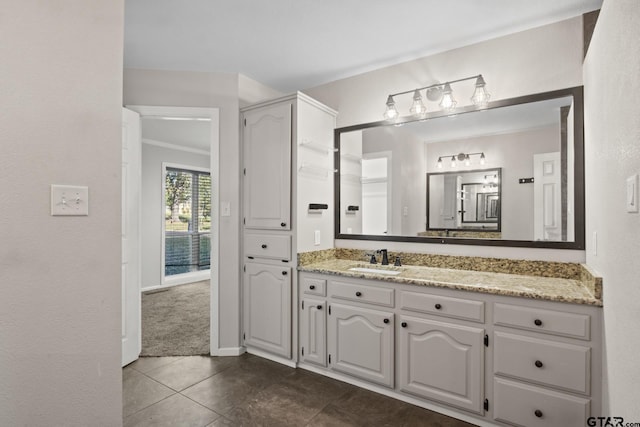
[377,249,389,265]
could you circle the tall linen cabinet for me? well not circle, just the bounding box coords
[241,92,337,363]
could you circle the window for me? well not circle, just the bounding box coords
[164,166,211,277]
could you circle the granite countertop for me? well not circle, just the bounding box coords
[298,258,602,306]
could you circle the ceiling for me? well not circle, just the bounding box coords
[125,0,601,93]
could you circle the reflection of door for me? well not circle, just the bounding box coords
[534,152,561,241]
[122,108,141,366]
[362,153,392,235]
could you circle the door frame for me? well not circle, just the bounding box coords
[126,105,221,356]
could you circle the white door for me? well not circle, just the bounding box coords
[122,107,141,366]
[534,152,561,241]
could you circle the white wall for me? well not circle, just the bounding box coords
[304,16,585,262]
[584,0,640,417]
[362,126,426,236]
[124,69,242,349]
[141,143,210,290]
[0,1,123,424]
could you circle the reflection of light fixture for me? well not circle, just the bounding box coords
[483,174,499,189]
[436,152,486,168]
[382,74,489,120]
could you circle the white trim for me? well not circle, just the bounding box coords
[127,105,218,119]
[127,104,221,358]
[245,347,297,368]
[161,161,212,288]
[208,109,220,357]
[150,270,210,291]
[298,362,498,427]
[142,138,210,156]
[211,347,246,357]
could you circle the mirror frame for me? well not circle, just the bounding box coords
[334,86,585,249]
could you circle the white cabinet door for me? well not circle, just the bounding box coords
[398,315,484,414]
[243,102,292,230]
[328,303,394,388]
[300,298,327,367]
[243,262,291,358]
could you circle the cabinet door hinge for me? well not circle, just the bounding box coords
[301,301,304,310]
[484,334,489,347]
[243,265,246,272]
[328,305,331,315]
[243,217,246,225]
[328,354,331,364]
[244,118,246,126]
[301,347,304,356]
[243,168,246,176]
[243,332,246,341]
[484,399,489,411]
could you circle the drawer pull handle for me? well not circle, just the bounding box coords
[309,285,316,290]
[282,271,288,276]
[534,319,543,326]
[534,410,543,418]
[261,244,267,249]
[434,303,442,310]
[280,222,287,227]
[535,360,544,368]
[401,322,407,328]
[355,291,362,297]
[383,318,389,324]
[317,305,322,310]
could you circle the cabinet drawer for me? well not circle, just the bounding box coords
[244,233,291,260]
[301,277,326,296]
[400,291,484,323]
[494,378,590,427]
[328,280,394,308]
[494,303,590,340]
[494,332,590,394]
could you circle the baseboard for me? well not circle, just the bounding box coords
[211,347,245,357]
[245,347,297,368]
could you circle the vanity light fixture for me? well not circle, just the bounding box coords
[383,74,490,120]
[436,152,486,168]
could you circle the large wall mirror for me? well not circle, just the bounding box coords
[334,86,584,249]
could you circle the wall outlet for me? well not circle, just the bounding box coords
[314,230,321,246]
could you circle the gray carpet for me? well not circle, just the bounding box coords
[141,280,210,356]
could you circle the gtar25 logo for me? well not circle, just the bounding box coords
[587,417,624,427]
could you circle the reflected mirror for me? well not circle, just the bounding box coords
[426,168,501,239]
[334,87,584,249]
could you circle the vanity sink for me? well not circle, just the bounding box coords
[348,267,402,276]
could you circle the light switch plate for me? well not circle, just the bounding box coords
[221,201,231,217]
[314,230,321,246]
[626,174,638,213]
[51,185,89,216]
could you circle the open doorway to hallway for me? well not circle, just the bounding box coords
[126,105,220,359]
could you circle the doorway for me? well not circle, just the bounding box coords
[125,105,220,360]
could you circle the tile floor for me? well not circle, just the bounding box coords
[123,353,476,426]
